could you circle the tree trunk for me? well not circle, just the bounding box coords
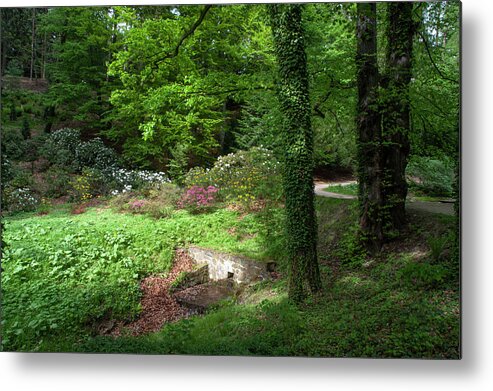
[41,30,46,79]
[356,3,384,253]
[270,4,321,302]
[30,8,36,81]
[381,2,415,233]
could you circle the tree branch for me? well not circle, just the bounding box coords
[177,85,273,97]
[149,5,212,66]
[312,76,355,118]
[417,30,459,84]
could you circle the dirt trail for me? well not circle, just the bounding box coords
[314,181,454,216]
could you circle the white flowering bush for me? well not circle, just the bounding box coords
[106,168,170,196]
[41,128,119,173]
[184,147,282,205]
[41,128,81,170]
[4,187,40,212]
[74,138,119,171]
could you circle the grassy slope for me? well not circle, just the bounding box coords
[1,204,285,351]
[323,183,358,196]
[1,198,459,357]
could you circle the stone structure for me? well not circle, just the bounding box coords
[173,281,234,313]
[185,246,273,284]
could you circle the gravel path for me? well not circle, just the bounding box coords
[314,181,454,216]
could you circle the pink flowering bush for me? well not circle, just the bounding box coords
[178,185,218,212]
[129,199,146,211]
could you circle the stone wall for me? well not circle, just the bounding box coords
[186,246,272,284]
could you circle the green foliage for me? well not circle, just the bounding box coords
[427,234,450,263]
[1,201,287,351]
[184,147,282,207]
[3,187,40,213]
[270,3,321,300]
[109,183,182,219]
[323,183,358,196]
[74,138,119,172]
[167,143,190,185]
[41,128,119,174]
[105,4,275,169]
[39,7,116,131]
[407,156,455,197]
[410,2,460,160]
[2,128,26,161]
[77,242,459,357]
[42,167,73,198]
[21,116,31,140]
[40,128,81,170]
[68,168,112,201]
[305,3,358,169]
[396,261,449,290]
[6,165,35,190]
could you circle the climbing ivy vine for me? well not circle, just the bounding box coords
[270,4,321,302]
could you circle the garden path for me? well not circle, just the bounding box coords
[314,181,455,216]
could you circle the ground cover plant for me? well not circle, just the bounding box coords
[1,198,459,357]
[0,2,459,358]
[1,203,286,351]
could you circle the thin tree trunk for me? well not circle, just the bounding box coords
[356,3,384,252]
[30,8,36,81]
[381,2,415,232]
[270,4,321,302]
[41,30,46,79]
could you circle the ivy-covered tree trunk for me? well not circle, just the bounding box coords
[270,4,321,302]
[356,3,384,253]
[381,2,415,232]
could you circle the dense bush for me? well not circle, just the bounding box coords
[3,128,25,160]
[43,167,73,198]
[41,128,119,173]
[3,187,40,212]
[406,156,455,197]
[21,116,31,140]
[108,168,170,195]
[68,168,104,201]
[41,128,81,169]
[74,138,119,171]
[178,186,219,213]
[184,147,282,206]
[110,183,182,218]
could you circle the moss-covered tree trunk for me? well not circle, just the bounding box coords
[356,3,384,253]
[381,2,415,232]
[270,4,321,302]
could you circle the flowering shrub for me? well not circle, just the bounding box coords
[74,138,119,171]
[129,199,146,211]
[4,187,40,212]
[108,168,170,195]
[41,128,119,173]
[178,186,218,212]
[41,128,81,170]
[68,172,93,201]
[184,147,282,207]
[109,183,181,219]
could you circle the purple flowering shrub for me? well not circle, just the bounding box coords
[178,185,218,212]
